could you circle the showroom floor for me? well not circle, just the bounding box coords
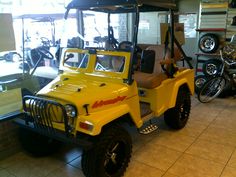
[1,96,236,177]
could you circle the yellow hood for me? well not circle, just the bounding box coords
[37,73,129,113]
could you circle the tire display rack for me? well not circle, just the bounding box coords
[195,1,230,75]
[195,52,220,73]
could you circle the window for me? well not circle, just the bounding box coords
[95,55,125,72]
[138,12,167,44]
[179,14,197,38]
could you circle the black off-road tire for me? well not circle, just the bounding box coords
[82,125,132,177]
[198,33,219,53]
[18,128,61,157]
[164,86,191,129]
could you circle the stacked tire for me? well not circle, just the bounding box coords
[198,33,219,54]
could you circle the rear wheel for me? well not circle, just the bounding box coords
[82,125,132,177]
[198,76,226,103]
[19,128,61,156]
[164,86,191,129]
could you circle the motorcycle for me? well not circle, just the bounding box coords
[195,36,236,95]
[197,49,236,103]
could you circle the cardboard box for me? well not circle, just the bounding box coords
[160,23,185,45]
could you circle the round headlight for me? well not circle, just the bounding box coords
[65,104,77,118]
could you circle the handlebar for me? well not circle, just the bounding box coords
[220,50,236,66]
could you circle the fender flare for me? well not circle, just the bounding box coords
[169,79,191,108]
[78,104,141,135]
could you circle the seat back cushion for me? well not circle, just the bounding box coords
[140,50,155,73]
[146,45,166,74]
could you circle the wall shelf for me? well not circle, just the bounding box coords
[196,28,226,32]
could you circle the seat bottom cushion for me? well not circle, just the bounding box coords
[133,71,168,89]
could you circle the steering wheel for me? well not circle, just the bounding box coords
[36,47,54,60]
[40,37,51,48]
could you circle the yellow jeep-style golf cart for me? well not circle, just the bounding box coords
[15,0,194,176]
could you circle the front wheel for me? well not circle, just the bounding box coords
[82,125,132,177]
[164,86,191,129]
[198,76,226,103]
[195,75,208,94]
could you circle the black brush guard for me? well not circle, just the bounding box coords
[14,95,92,149]
[22,95,71,136]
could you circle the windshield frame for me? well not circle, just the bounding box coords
[63,6,139,84]
[63,0,177,84]
[59,48,131,80]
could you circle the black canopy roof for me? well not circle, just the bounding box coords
[66,0,176,13]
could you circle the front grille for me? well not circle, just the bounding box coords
[23,96,71,136]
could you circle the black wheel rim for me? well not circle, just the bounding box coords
[179,98,189,123]
[104,141,126,175]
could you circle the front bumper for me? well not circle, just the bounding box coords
[14,96,93,149]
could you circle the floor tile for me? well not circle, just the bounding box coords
[220,166,236,177]
[127,125,157,153]
[211,116,236,134]
[150,131,195,152]
[186,139,234,164]
[191,103,224,117]
[227,149,236,168]
[46,165,84,177]
[4,156,65,177]
[191,96,200,107]
[0,169,16,177]
[2,97,236,177]
[199,126,236,146]
[51,144,82,163]
[124,160,164,177]
[167,154,224,177]
[68,156,82,169]
[189,111,217,126]
[0,152,32,169]
[217,106,236,118]
[162,173,180,177]
[173,119,208,138]
[133,143,182,171]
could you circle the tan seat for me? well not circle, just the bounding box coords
[133,44,184,89]
[133,45,167,89]
[133,71,168,89]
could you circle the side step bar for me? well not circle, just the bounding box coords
[139,123,158,135]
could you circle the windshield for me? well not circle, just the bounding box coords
[60,48,130,79]
[62,49,126,72]
[61,10,134,50]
